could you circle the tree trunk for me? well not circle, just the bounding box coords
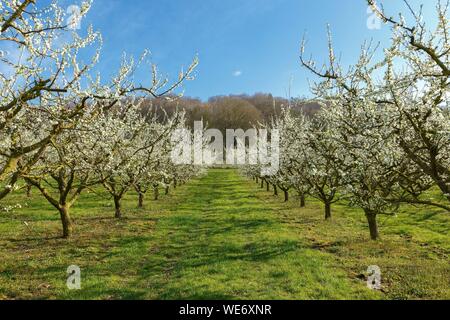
[138,193,144,208]
[114,195,122,218]
[58,205,73,238]
[273,185,278,196]
[325,202,331,220]
[26,184,32,198]
[260,179,264,189]
[154,187,159,201]
[365,209,379,240]
[173,179,177,189]
[165,186,170,195]
[284,190,289,202]
[435,179,450,203]
[256,177,259,184]
[266,182,270,192]
[300,193,306,207]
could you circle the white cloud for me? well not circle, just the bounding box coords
[232,70,242,77]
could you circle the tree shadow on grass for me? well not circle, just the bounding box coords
[132,238,300,300]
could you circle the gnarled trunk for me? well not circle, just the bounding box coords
[364,209,379,240]
[165,186,170,195]
[300,193,306,207]
[260,179,264,189]
[154,187,159,201]
[284,190,289,202]
[58,205,73,238]
[266,182,270,192]
[138,193,144,208]
[273,184,278,196]
[325,202,331,220]
[114,195,122,218]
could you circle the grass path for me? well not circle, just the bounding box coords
[129,169,379,299]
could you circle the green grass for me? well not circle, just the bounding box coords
[0,169,448,300]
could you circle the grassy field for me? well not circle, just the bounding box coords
[0,169,448,300]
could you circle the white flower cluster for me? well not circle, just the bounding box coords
[0,202,21,213]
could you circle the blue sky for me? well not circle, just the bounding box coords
[61,0,437,100]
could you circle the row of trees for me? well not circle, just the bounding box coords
[243,0,449,240]
[0,0,202,237]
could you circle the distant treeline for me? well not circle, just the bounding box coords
[141,93,321,131]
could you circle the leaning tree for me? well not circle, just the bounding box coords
[299,0,450,239]
[0,0,100,200]
[369,0,450,207]
[0,0,198,205]
[6,0,198,237]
